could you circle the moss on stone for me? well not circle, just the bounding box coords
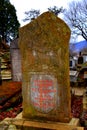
[19,11,71,123]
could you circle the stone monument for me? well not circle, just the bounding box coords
[10,38,22,81]
[19,12,71,123]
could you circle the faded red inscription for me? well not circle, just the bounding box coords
[30,75,57,113]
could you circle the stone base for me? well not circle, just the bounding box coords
[0,112,84,130]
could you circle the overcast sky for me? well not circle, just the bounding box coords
[10,0,74,27]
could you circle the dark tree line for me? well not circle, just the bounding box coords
[0,0,20,44]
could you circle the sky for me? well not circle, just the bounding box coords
[10,0,74,27]
[9,0,84,42]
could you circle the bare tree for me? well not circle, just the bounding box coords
[23,6,65,23]
[48,6,65,16]
[64,0,87,41]
[23,9,40,22]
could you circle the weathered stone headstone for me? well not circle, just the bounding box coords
[19,12,71,123]
[10,38,22,81]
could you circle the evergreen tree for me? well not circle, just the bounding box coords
[0,0,20,43]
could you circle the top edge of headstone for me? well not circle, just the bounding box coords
[18,11,71,49]
[20,11,70,31]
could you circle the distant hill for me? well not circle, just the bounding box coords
[70,40,87,54]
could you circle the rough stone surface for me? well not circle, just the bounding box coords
[19,11,71,123]
[10,38,22,81]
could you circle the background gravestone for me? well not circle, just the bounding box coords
[19,11,71,123]
[10,38,22,81]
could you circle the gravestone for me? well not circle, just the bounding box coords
[19,12,71,123]
[10,38,22,81]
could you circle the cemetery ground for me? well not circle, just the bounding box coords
[0,80,86,129]
[0,81,22,120]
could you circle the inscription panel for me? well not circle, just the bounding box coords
[30,74,58,113]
